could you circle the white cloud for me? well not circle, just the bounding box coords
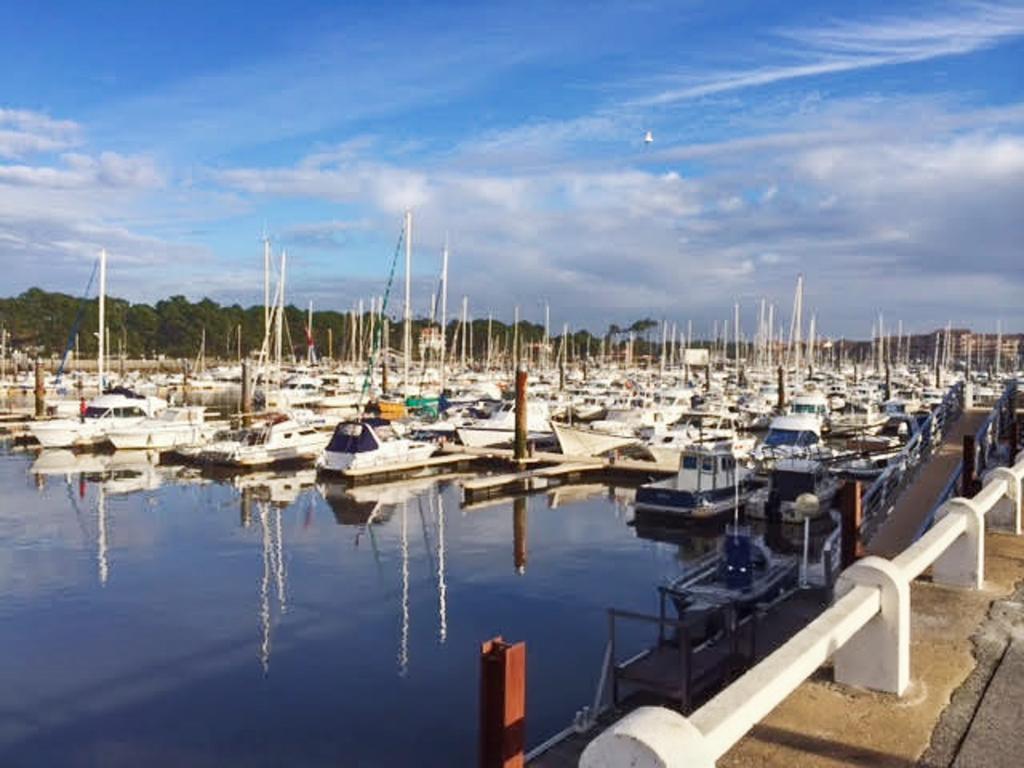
[0,108,81,159]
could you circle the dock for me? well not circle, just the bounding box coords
[867,406,989,557]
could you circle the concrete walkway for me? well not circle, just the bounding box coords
[867,408,988,558]
[717,530,1024,767]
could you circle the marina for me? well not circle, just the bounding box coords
[2,3,1024,764]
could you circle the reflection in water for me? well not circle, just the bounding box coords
[257,501,289,673]
[259,503,272,674]
[513,496,527,575]
[436,490,447,644]
[97,485,109,586]
[398,501,409,677]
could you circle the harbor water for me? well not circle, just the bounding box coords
[0,442,691,767]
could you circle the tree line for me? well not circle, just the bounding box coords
[0,288,671,361]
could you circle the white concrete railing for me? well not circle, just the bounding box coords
[580,448,1024,768]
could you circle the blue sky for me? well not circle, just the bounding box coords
[1,0,1023,336]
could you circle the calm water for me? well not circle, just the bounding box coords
[0,442,699,767]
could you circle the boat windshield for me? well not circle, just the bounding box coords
[763,429,818,447]
[326,423,379,453]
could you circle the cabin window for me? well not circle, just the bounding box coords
[701,458,714,472]
[682,455,698,470]
[283,433,293,439]
[299,429,316,436]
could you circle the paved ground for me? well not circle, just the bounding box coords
[718,530,1024,768]
[921,573,1024,768]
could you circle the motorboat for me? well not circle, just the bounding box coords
[751,414,831,467]
[662,526,798,643]
[746,458,840,523]
[634,441,754,521]
[456,399,553,448]
[551,421,639,457]
[198,414,327,468]
[317,418,436,473]
[641,412,755,466]
[29,389,169,449]
[107,406,217,450]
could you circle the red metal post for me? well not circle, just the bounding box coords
[480,637,526,768]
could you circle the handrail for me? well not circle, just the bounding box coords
[580,381,1021,768]
[859,381,964,541]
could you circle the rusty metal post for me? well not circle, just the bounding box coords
[513,496,527,575]
[962,434,977,496]
[514,366,528,463]
[480,637,526,768]
[34,359,45,418]
[839,481,863,570]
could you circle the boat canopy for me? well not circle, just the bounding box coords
[326,419,393,454]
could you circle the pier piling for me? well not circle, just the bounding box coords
[839,481,864,569]
[480,637,526,768]
[777,365,786,413]
[33,359,45,418]
[240,359,252,426]
[962,434,979,496]
[514,366,528,464]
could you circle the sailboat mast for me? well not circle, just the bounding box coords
[440,238,448,394]
[275,250,286,381]
[263,234,271,343]
[403,210,412,398]
[98,248,107,392]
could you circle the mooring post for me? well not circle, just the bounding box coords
[480,637,526,768]
[884,363,891,402]
[182,359,191,404]
[240,359,252,427]
[34,358,45,418]
[514,366,528,464]
[776,364,786,413]
[962,434,978,496]
[381,350,389,394]
[839,480,864,569]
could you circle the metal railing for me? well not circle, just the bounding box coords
[914,379,1018,540]
[859,381,964,541]
[580,412,1023,768]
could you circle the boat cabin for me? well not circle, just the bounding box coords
[769,459,830,503]
[761,414,822,450]
[678,443,743,492]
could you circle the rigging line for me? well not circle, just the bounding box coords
[55,256,101,388]
[357,222,404,411]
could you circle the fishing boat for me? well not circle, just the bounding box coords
[107,406,216,450]
[634,441,754,521]
[746,458,840,523]
[316,418,436,473]
[29,389,169,449]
